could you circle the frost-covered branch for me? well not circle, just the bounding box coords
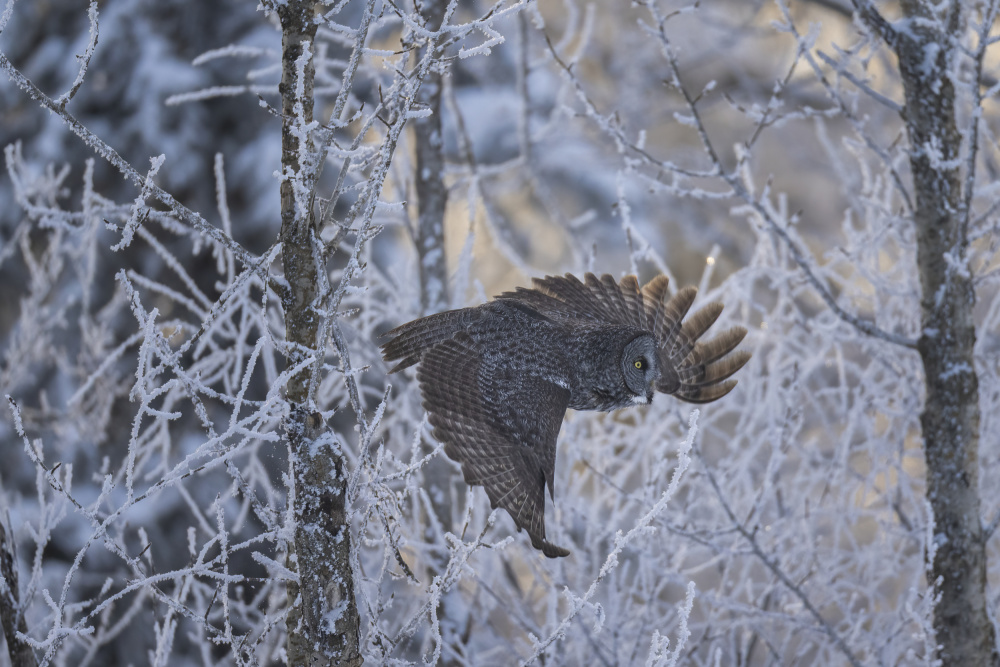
[522,411,698,665]
[0,52,266,281]
[700,453,863,667]
[4,0,998,664]
[543,5,918,349]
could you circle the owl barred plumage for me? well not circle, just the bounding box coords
[380,273,750,557]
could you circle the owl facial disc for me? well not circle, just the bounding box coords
[621,334,659,403]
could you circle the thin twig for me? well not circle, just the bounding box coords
[0,52,274,291]
[699,453,865,667]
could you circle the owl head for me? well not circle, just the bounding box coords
[622,334,659,404]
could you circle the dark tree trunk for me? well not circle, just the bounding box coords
[414,0,449,316]
[277,1,362,664]
[0,518,36,667]
[412,0,456,541]
[893,2,998,664]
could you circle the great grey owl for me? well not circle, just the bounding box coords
[381,273,750,557]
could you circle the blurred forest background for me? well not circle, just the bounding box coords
[1,0,999,665]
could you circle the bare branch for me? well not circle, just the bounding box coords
[0,53,265,277]
[700,454,864,667]
[848,0,901,48]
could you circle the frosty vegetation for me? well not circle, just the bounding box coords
[1,0,999,665]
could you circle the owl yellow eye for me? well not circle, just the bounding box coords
[634,359,643,369]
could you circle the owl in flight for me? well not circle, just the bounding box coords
[381,273,750,557]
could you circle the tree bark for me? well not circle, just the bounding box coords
[0,517,36,667]
[412,0,457,543]
[414,0,449,316]
[277,1,362,664]
[284,409,361,666]
[892,3,998,665]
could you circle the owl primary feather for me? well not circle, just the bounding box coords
[380,273,750,557]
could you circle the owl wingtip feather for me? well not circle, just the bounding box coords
[386,359,415,374]
[656,295,752,402]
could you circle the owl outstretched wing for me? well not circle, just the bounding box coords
[502,273,751,403]
[499,273,650,330]
[417,332,571,558]
[380,308,476,374]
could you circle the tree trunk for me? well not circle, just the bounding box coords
[414,0,449,316]
[277,1,362,664]
[412,0,458,546]
[894,3,998,664]
[0,517,36,667]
